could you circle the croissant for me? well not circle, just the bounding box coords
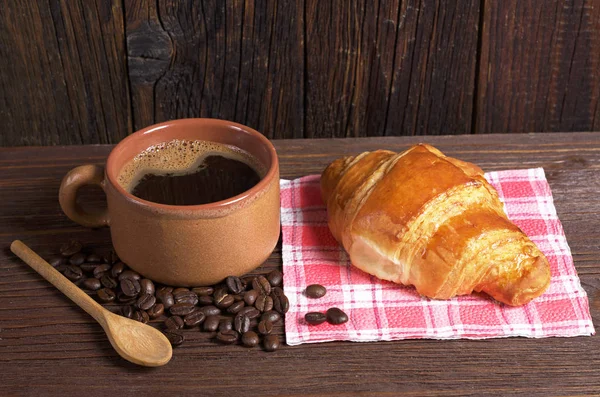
[321,144,551,306]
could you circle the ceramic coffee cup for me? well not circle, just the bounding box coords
[58,119,280,286]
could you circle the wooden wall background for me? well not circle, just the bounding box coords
[0,0,598,146]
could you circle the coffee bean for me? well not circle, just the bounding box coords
[63,265,83,281]
[197,295,213,306]
[306,284,327,299]
[120,305,134,319]
[118,270,141,281]
[326,308,348,325]
[110,261,126,277]
[257,320,273,335]
[117,291,137,304]
[156,289,175,309]
[255,294,273,312]
[82,277,102,291]
[136,293,156,311]
[225,276,244,294]
[241,275,255,289]
[234,313,251,334]
[173,287,190,295]
[272,292,289,314]
[105,250,120,264]
[192,286,214,296]
[93,264,111,278]
[165,315,184,330]
[199,305,221,317]
[97,288,116,303]
[80,263,100,273]
[174,290,198,305]
[48,256,66,268]
[215,294,235,309]
[138,279,154,296]
[120,278,141,297]
[252,275,271,296]
[232,294,243,301]
[227,300,245,314]
[133,310,150,324]
[203,315,220,332]
[100,274,118,289]
[147,303,165,319]
[218,318,233,332]
[69,252,86,266]
[170,303,196,316]
[305,312,327,325]
[243,290,259,306]
[267,270,283,287]
[263,335,280,352]
[238,307,261,319]
[86,253,102,263]
[216,329,239,344]
[184,310,206,327]
[241,331,259,347]
[157,286,173,294]
[164,329,184,346]
[60,240,82,256]
[261,311,281,323]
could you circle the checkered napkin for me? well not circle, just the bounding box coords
[280,168,595,345]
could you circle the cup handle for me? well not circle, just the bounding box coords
[59,165,110,228]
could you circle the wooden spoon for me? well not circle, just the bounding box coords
[10,240,172,367]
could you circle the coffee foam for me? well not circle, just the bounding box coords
[117,139,266,192]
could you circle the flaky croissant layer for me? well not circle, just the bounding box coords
[321,144,551,306]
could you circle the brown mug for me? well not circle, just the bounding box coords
[58,119,280,286]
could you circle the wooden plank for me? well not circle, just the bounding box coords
[476,0,600,133]
[0,0,131,146]
[126,0,304,139]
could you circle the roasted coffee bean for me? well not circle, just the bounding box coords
[117,291,137,304]
[156,289,175,309]
[238,307,261,319]
[105,250,119,264]
[93,264,111,278]
[255,294,273,312]
[261,310,281,323]
[60,240,82,256]
[234,313,251,334]
[225,276,244,294]
[306,284,327,299]
[97,288,116,303]
[199,305,221,316]
[139,279,155,296]
[252,275,271,295]
[227,300,245,314]
[241,331,260,347]
[120,305,134,319]
[267,270,283,287]
[120,278,141,297]
[272,293,289,314]
[173,287,190,295]
[241,275,255,289]
[326,308,348,325]
[232,294,244,302]
[192,286,214,296]
[174,290,198,305]
[118,270,141,281]
[82,277,102,291]
[218,318,233,332]
[69,252,86,266]
[263,335,280,352]
[203,315,220,332]
[147,303,165,319]
[170,303,196,316]
[133,310,149,324]
[212,286,228,300]
[80,263,100,273]
[184,310,206,327]
[164,329,184,346]
[215,294,235,309]
[86,253,102,263]
[257,320,273,335]
[216,329,239,344]
[165,315,184,330]
[243,290,259,306]
[157,286,173,294]
[48,256,66,268]
[136,293,156,311]
[100,274,118,289]
[110,261,126,277]
[63,265,83,281]
[197,295,213,306]
[305,312,327,325]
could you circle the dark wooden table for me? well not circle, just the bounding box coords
[1,133,599,396]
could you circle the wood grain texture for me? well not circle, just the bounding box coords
[0,0,131,146]
[1,133,599,396]
[476,0,600,133]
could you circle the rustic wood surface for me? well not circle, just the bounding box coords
[1,132,599,396]
[1,1,599,145]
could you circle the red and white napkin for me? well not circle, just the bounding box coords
[280,168,594,345]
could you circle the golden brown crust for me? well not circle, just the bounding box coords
[321,144,551,306]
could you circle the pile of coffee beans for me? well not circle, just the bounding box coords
[48,240,289,352]
[303,283,349,326]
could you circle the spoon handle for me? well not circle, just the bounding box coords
[10,240,107,324]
